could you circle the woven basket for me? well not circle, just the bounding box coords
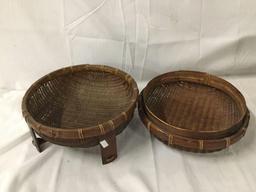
[138,71,249,152]
[22,64,138,164]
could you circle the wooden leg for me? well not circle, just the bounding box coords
[100,132,117,164]
[29,127,45,152]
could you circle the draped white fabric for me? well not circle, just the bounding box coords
[1,0,256,191]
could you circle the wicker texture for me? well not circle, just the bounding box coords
[22,64,138,164]
[139,71,249,152]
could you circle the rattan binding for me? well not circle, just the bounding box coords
[138,71,249,152]
[22,64,138,164]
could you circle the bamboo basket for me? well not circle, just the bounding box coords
[138,71,249,152]
[22,64,138,164]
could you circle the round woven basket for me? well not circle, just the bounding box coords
[138,71,249,152]
[22,64,138,164]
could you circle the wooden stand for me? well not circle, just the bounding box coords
[100,131,117,164]
[29,127,46,152]
[30,126,117,164]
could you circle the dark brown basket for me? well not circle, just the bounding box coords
[22,64,138,164]
[138,71,249,152]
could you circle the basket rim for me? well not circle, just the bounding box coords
[142,70,248,138]
[22,64,139,139]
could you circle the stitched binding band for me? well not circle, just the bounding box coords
[225,138,231,147]
[108,120,115,130]
[147,121,152,131]
[99,124,105,134]
[168,134,174,145]
[122,112,128,121]
[199,140,204,150]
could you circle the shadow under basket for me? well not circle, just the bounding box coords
[22,65,138,164]
[138,71,250,152]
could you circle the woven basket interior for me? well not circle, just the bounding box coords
[26,70,133,129]
[145,81,242,132]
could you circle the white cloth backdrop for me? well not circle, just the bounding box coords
[0,0,256,191]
